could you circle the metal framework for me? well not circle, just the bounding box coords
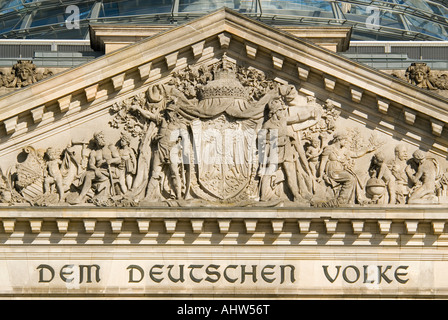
[1,0,448,40]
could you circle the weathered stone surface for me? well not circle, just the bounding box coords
[0,207,444,298]
[0,8,447,299]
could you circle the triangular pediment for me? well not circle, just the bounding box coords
[1,8,448,208]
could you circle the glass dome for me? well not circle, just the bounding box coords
[1,0,448,41]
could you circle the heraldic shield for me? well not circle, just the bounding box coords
[190,115,258,201]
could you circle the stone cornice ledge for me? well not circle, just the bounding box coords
[0,206,446,246]
[0,205,446,219]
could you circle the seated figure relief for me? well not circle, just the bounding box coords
[364,145,444,205]
[313,131,381,207]
[2,55,448,207]
[407,150,440,204]
[67,131,122,205]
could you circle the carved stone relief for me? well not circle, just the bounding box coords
[388,62,448,97]
[2,55,448,207]
[0,60,54,89]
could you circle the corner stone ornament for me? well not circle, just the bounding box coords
[396,62,448,92]
[0,60,53,89]
[2,55,448,207]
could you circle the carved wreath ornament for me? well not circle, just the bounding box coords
[2,55,446,207]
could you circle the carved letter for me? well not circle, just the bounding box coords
[342,266,360,283]
[60,264,75,283]
[167,265,185,283]
[37,264,55,283]
[188,265,203,283]
[363,265,375,284]
[205,265,221,283]
[223,265,238,283]
[280,265,296,284]
[128,265,144,283]
[79,265,101,283]
[261,265,276,283]
[394,266,409,284]
[323,265,341,283]
[241,265,257,284]
[378,265,393,284]
[149,265,164,283]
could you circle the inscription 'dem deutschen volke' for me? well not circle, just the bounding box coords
[35,263,410,285]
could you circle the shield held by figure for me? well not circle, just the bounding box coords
[190,116,257,201]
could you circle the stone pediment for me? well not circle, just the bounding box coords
[1,8,448,208]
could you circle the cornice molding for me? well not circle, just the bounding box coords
[0,206,447,246]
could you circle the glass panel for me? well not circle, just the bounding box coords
[0,15,21,33]
[338,3,405,29]
[179,0,237,12]
[30,7,68,27]
[30,3,93,28]
[0,0,25,14]
[396,0,432,12]
[238,0,259,13]
[259,0,334,18]
[427,2,448,19]
[25,25,89,39]
[99,0,173,17]
[404,15,448,39]
[378,10,405,29]
[99,1,119,17]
